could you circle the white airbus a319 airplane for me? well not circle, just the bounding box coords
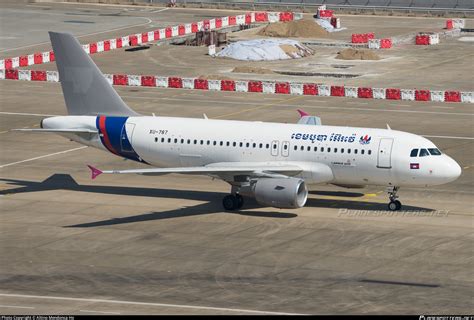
[17,32,462,211]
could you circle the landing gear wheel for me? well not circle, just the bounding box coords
[388,200,402,211]
[235,194,244,209]
[223,195,238,211]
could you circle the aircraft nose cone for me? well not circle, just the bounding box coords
[444,156,462,182]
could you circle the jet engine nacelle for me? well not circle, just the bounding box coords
[253,178,308,209]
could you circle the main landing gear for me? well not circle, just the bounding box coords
[222,194,244,211]
[387,186,402,211]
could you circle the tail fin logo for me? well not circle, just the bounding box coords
[359,135,371,145]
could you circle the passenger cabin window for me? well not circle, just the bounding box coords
[300,146,304,151]
[368,150,372,155]
[354,149,357,154]
[161,138,165,143]
[410,149,418,157]
[321,147,324,152]
[294,146,298,151]
[174,138,177,143]
[429,148,442,156]
[314,147,317,152]
[341,148,344,153]
[327,147,331,152]
[266,144,270,149]
[361,150,365,155]
[419,148,429,157]
[334,148,337,153]
[155,137,158,142]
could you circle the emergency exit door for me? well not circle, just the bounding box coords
[377,138,393,168]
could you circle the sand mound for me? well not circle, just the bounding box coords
[336,48,381,60]
[232,66,275,74]
[257,19,329,38]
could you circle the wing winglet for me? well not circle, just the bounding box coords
[87,165,103,180]
[297,109,309,117]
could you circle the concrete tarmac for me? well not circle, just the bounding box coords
[0,1,473,315]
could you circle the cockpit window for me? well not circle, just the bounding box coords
[428,148,442,156]
[410,149,418,157]
[419,148,430,157]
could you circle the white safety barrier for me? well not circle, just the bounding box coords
[268,12,280,23]
[368,39,381,49]
[110,38,117,50]
[155,76,168,88]
[209,19,216,30]
[122,36,130,47]
[27,54,34,66]
[290,83,303,95]
[430,91,445,102]
[127,75,141,86]
[344,86,358,98]
[148,31,155,41]
[318,84,331,96]
[208,80,221,91]
[263,81,276,94]
[97,41,104,52]
[401,89,415,101]
[372,88,386,99]
[12,57,19,68]
[182,78,195,89]
[18,70,31,81]
[185,24,192,34]
[46,71,59,82]
[236,15,246,25]
[461,92,473,104]
[222,17,229,28]
[159,29,166,40]
[172,26,179,37]
[235,80,249,92]
[104,74,113,85]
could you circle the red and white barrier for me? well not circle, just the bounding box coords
[0,11,300,71]
[2,69,472,103]
[352,33,375,44]
[368,38,392,49]
[447,18,465,29]
[416,32,439,45]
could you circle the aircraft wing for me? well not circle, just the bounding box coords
[87,162,303,180]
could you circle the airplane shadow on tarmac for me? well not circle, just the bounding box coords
[0,174,434,228]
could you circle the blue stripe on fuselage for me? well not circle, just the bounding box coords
[95,116,146,163]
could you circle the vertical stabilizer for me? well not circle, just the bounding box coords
[49,32,139,116]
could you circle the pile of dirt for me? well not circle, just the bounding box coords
[336,48,381,60]
[279,43,314,58]
[257,19,329,38]
[232,66,275,74]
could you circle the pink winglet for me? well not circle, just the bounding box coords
[297,109,310,117]
[87,165,103,180]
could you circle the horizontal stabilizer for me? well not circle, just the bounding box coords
[13,128,98,134]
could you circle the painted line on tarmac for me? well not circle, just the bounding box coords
[80,309,121,315]
[0,305,35,309]
[0,16,152,53]
[0,146,87,169]
[0,293,306,315]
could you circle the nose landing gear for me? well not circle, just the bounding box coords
[387,186,402,211]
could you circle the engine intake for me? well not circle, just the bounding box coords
[254,178,308,209]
